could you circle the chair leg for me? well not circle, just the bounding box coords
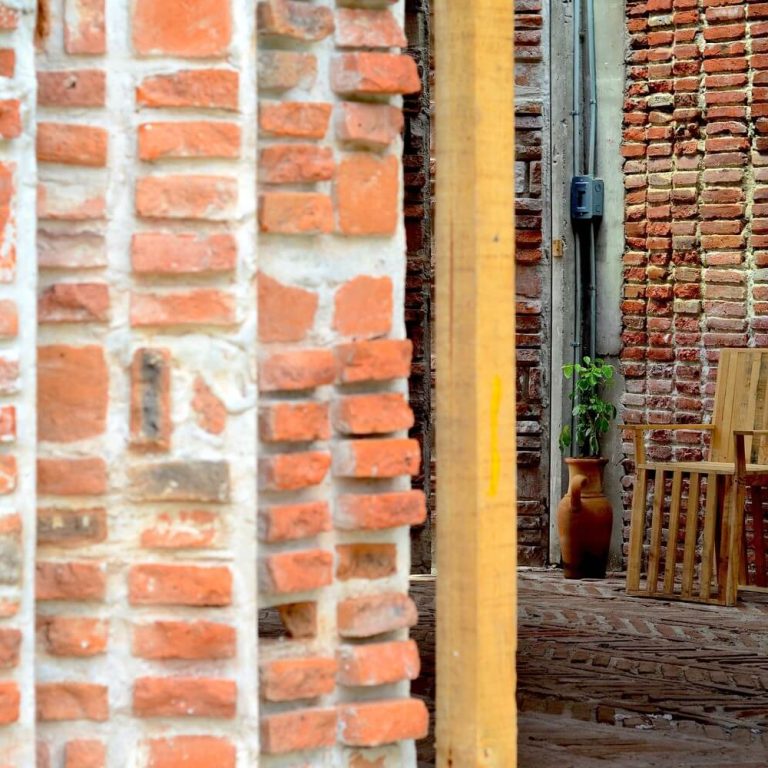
[627,467,648,592]
[726,478,748,606]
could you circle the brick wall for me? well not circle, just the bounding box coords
[0,0,430,764]
[621,0,768,557]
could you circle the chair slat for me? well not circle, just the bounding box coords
[627,468,648,592]
[647,470,666,593]
[681,473,701,599]
[699,473,719,600]
[663,470,683,594]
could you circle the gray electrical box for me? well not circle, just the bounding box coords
[570,176,604,221]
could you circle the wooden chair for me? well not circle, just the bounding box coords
[626,349,768,606]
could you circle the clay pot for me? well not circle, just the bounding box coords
[557,457,613,579]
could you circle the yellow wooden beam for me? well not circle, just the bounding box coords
[434,2,517,766]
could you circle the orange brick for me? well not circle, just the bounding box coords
[130,290,236,327]
[146,737,236,768]
[136,69,239,110]
[337,592,418,638]
[336,101,404,148]
[335,8,406,48]
[259,349,336,392]
[260,708,337,754]
[0,99,21,138]
[259,501,331,543]
[335,339,412,383]
[259,101,332,138]
[0,627,20,668]
[259,192,333,234]
[259,144,334,184]
[259,451,331,491]
[337,154,399,235]
[38,283,109,323]
[37,124,107,167]
[277,602,317,639]
[334,438,421,478]
[257,272,318,342]
[38,345,108,443]
[136,175,237,220]
[128,564,232,606]
[133,677,236,718]
[258,50,316,91]
[38,230,106,271]
[38,179,106,221]
[259,402,330,442]
[37,507,107,548]
[133,0,231,57]
[36,683,108,722]
[132,621,235,660]
[65,0,105,54]
[336,543,397,581]
[332,393,414,435]
[39,616,108,657]
[138,121,241,161]
[0,455,15,494]
[337,640,420,686]
[338,698,429,746]
[36,562,106,602]
[0,356,17,395]
[334,275,393,337]
[258,0,334,41]
[0,682,19,724]
[261,549,333,594]
[0,300,16,337]
[260,657,337,702]
[130,348,171,451]
[37,457,107,496]
[64,740,105,768]
[38,70,105,107]
[0,5,17,30]
[140,511,218,550]
[132,232,236,275]
[0,49,14,78]
[192,376,226,435]
[331,53,420,96]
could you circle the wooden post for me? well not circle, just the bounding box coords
[434,2,517,766]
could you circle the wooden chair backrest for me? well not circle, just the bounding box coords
[710,348,768,464]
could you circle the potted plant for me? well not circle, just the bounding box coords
[557,356,617,579]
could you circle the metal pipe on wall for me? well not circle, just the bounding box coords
[587,0,598,360]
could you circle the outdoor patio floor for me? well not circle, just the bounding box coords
[411,568,768,766]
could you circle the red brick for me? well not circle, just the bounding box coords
[38,345,108,442]
[257,272,318,342]
[0,300,16,337]
[0,454,15,494]
[130,290,236,327]
[259,101,332,138]
[335,8,406,48]
[261,549,334,594]
[338,698,429,746]
[132,621,235,660]
[133,0,231,57]
[0,49,11,78]
[39,616,107,657]
[130,348,172,451]
[146,737,236,768]
[332,393,413,435]
[0,99,20,138]
[337,640,420,686]
[64,0,105,54]
[337,154,399,235]
[38,283,109,323]
[0,356,18,395]
[37,457,107,496]
[336,101,404,148]
[136,70,239,110]
[36,683,108,722]
[132,232,236,275]
[259,192,333,234]
[0,627,20,668]
[64,740,105,768]
[36,562,106,602]
[38,229,106,270]
[259,349,336,392]
[331,53,420,96]
[337,592,418,638]
[261,657,337,702]
[37,124,107,167]
[136,175,237,220]
[38,70,105,107]
[334,438,420,478]
[258,0,334,41]
[138,121,240,161]
[259,501,331,543]
[336,543,397,580]
[259,402,330,442]
[192,376,226,435]
[140,511,218,550]
[129,564,232,606]
[259,451,331,491]
[133,677,236,719]
[258,50,316,91]
[260,708,337,754]
[0,5,17,30]
[335,339,412,383]
[334,275,393,337]
[0,682,18,724]
[259,143,334,184]
[127,460,230,503]
[0,404,13,443]
[37,507,107,548]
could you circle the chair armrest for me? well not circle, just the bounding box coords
[622,424,714,431]
[734,430,768,436]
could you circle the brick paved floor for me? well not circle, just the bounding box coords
[411,568,768,766]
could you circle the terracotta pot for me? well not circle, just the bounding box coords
[557,457,613,579]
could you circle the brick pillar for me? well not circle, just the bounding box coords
[0,2,36,765]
